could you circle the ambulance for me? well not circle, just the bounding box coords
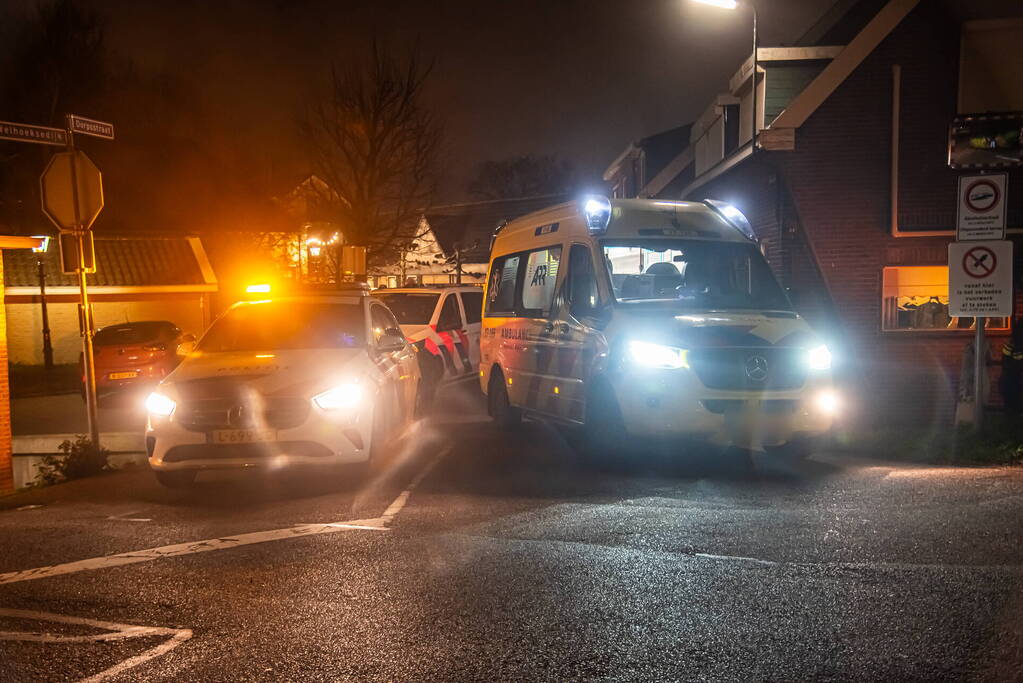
[479,196,838,458]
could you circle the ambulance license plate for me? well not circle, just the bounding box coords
[108,371,139,380]
[213,429,276,444]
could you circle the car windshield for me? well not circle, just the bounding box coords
[94,322,172,346]
[373,293,439,325]
[197,302,364,352]
[602,239,792,311]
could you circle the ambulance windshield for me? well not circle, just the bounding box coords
[602,239,792,311]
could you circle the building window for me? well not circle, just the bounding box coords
[959,19,1023,113]
[881,266,1009,332]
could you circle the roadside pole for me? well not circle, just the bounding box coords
[949,172,1011,429]
[974,319,985,428]
[33,240,54,369]
[65,116,100,447]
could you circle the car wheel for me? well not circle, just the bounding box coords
[488,369,521,429]
[154,469,197,489]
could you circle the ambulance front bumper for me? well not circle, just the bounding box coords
[611,373,837,448]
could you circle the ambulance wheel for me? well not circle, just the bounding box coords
[764,437,813,462]
[155,469,197,489]
[488,370,521,429]
[581,381,627,465]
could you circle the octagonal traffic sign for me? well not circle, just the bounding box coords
[40,150,104,231]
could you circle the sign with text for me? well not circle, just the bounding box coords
[69,114,114,140]
[948,240,1013,317]
[957,173,1007,240]
[0,120,67,146]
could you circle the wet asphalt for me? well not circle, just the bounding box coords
[1,383,1022,682]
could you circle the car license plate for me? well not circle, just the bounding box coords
[213,429,277,444]
[108,371,139,380]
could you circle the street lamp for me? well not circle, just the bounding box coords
[692,0,758,154]
[31,236,54,369]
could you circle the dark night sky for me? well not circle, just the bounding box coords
[31,0,835,203]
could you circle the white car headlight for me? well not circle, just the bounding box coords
[806,344,832,371]
[313,383,363,411]
[627,340,689,369]
[145,392,176,417]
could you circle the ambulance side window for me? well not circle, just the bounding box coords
[437,294,462,331]
[520,245,562,317]
[567,244,599,319]
[486,255,521,316]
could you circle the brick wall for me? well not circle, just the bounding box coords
[690,4,1022,426]
[0,258,12,492]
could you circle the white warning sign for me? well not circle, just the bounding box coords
[948,240,1013,317]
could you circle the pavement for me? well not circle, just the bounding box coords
[1,384,1022,681]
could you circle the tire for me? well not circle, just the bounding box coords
[764,437,813,462]
[580,380,627,466]
[488,369,521,429]
[155,469,197,489]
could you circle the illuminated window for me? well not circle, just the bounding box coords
[881,266,1008,332]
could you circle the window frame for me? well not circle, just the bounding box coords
[880,265,1010,334]
[564,243,602,321]
[486,244,564,319]
[461,290,483,324]
[436,293,464,332]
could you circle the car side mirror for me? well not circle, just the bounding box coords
[378,329,406,351]
[177,339,196,356]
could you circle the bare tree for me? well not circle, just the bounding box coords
[300,44,442,270]
[467,154,576,201]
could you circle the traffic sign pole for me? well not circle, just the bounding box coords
[65,115,100,448]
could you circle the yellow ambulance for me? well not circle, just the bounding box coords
[479,196,839,458]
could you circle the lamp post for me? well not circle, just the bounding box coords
[31,236,54,369]
[692,0,758,154]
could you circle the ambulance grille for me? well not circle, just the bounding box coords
[688,347,807,391]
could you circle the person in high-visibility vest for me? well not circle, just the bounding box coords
[1000,321,1023,416]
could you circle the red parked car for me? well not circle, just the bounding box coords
[84,321,194,400]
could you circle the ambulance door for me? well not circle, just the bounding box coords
[458,289,483,373]
[546,243,604,423]
[515,244,564,414]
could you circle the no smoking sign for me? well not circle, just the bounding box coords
[948,240,1012,317]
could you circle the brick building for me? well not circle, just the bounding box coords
[604,0,1023,425]
[0,236,45,492]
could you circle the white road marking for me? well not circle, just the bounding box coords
[106,517,152,523]
[0,450,447,586]
[694,552,778,566]
[0,608,192,682]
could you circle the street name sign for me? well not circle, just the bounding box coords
[956,173,1007,240]
[69,114,115,140]
[948,240,1013,317]
[0,120,67,146]
[40,150,104,231]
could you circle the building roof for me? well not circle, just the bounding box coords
[424,193,571,264]
[3,236,216,290]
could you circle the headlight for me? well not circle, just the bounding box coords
[313,383,363,411]
[145,392,176,417]
[627,340,689,369]
[806,344,832,371]
[815,390,841,416]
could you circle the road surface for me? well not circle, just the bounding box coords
[1,384,1022,681]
